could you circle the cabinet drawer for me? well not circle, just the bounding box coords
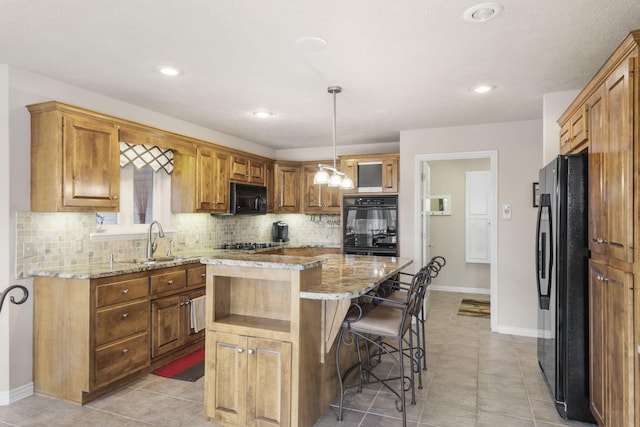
[187,266,206,287]
[96,277,149,307]
[96,300,149,346]
[150,270,187,295]
[95,333,149,385]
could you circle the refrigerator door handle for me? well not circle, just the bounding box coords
[536,193,553,310]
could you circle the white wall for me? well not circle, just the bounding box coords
[0,65,10,399]
[543,90,579,164]
[400,120,542,335]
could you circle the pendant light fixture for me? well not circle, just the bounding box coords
[314,86,354,190]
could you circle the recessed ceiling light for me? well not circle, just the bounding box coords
[471,84,496,94]
[253,111,273,118]
[463,2,504,22]
[296,36,327,51]
[154,65,183,76]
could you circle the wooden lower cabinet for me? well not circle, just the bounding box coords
[151,288,205,358]
[589,260,634,426]
[207,332,291,427]
[34,263,205,404]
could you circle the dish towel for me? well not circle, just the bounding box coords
[190,295,206,333]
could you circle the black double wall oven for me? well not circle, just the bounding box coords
[343,195,398,256]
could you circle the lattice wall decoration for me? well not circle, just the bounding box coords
[119,142,174,174]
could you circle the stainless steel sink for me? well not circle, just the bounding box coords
[135,255,200,265]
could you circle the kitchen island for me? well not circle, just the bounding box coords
[202,253,412,427]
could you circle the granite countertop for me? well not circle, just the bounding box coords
[202,253,327,270]
[301,253,412,300]
[27,245,340,280]
[30,249,411,301]
[203,253,413,300]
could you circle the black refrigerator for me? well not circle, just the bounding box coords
[535,153,594,423]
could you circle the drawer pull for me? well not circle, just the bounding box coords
[122,289,129,295]
[167,280,173,285]
[201,274,206,278]
[121,313,129,319]
[247,349,254,355]
[122,348,128,354]
[237,348,244,353]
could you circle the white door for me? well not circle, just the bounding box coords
[421,161,431,267]
[465,171,490,263]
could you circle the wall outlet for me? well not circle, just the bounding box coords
[23,242,34,258]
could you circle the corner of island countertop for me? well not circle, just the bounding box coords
[201,253,327,270]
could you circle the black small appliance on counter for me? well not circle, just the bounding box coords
[272,221,288,242]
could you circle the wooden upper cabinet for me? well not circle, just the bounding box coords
[338,153,399,194]
[196,145,230,213]
[302,162,341,214]
[273,162,301,213]
[601,58,634,266]
[587,85,606,259]
[28,102,120,212]
[586,58,634,266]
[230,154,266,185]
[559,104,589,154]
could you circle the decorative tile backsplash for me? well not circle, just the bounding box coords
[15,212,340,278]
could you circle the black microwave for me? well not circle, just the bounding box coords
[230,183,267,215]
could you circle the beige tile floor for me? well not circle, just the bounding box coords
[0,291,597,426]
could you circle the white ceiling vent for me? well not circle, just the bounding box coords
[463,3,504,22]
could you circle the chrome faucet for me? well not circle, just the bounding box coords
[146,221,165,259]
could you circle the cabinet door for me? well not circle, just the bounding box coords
[248,158,266,185]
[197,146,229,213]
[590,260,635,426]
[246,338,291,427]
[569,104,588,151]
[62,113,119,209]
[340,159,358,194]
[589,261,606,425]
[604,265,634,426]
[382,157,399,193]
[302,164,341,214]
[274,165,300,213]
[588,86,606,258]
[230,155,250,182]
[603,59,634,264]
[151,294,184,357]
[209,332,248,426]
[184,289,206,344]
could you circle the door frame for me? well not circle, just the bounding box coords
[414,150,498,330]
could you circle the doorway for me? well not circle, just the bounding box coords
[415,151,498,330]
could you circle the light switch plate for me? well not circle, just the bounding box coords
[502,204,512,220]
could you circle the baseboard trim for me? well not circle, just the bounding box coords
[429,285,491,295]
[0,382,34,406]
[495,325,541,338]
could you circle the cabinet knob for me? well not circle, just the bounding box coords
[122,289,129,294]
[247,349,254,355]
[201,273,206,278]
[121,313,128,319]
[122,348,128,354]
[237,348,244,353]
[112,195,119,200]
[167,280,173,285]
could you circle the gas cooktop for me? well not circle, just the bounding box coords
[220,242,274,251]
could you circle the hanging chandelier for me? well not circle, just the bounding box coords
[313,86,354,190]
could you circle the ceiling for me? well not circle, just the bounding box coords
[1,1,639,150]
